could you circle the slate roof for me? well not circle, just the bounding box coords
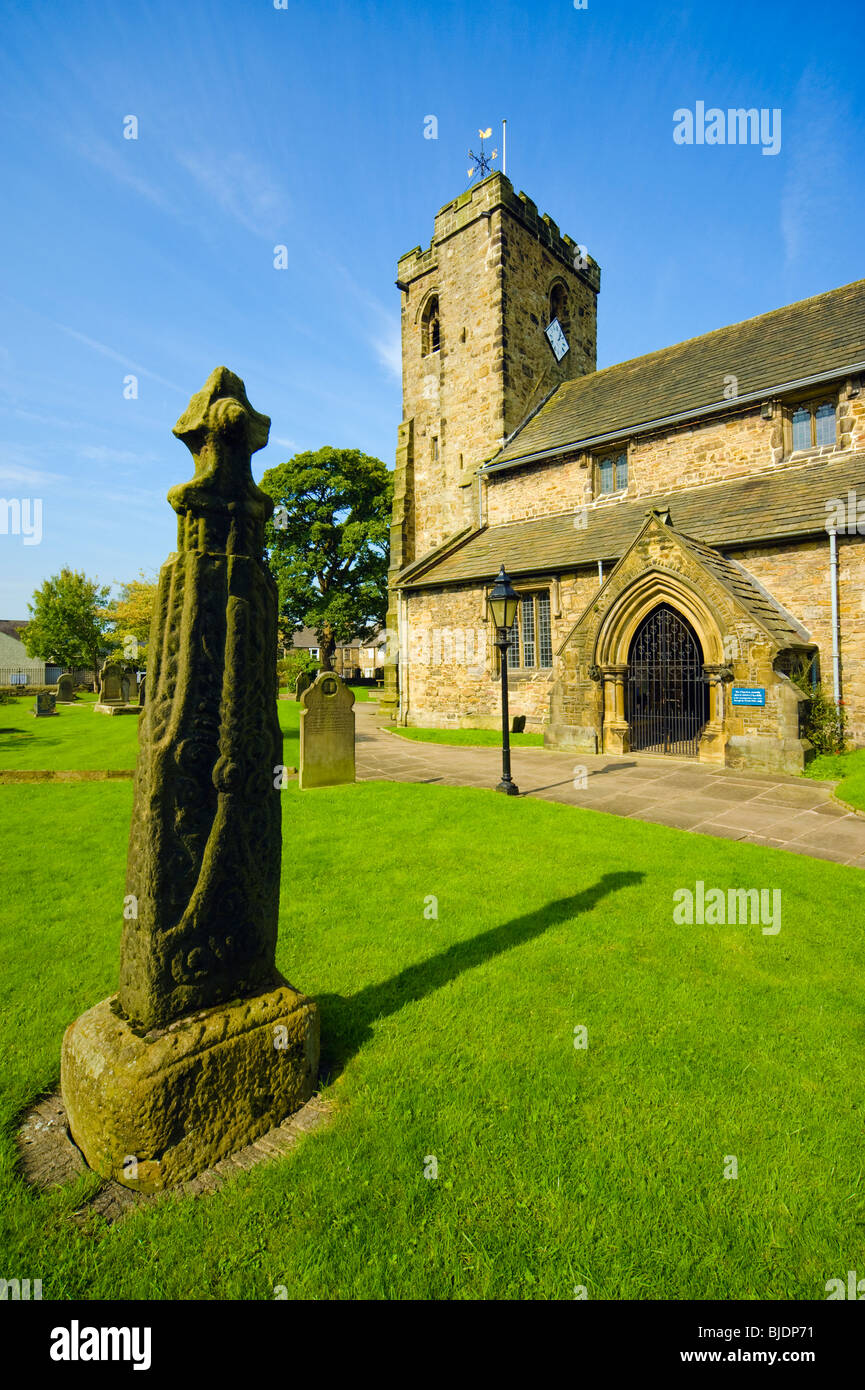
[488,278,865,470]
[0,630,42,667]
[673,532,811,648]
[397,451,865,589]
[0,619,27,640]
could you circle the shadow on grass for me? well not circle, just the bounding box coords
[315,870,643,1080]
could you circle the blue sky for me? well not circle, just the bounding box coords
[0,0,862,615]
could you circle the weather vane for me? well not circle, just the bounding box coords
[467,127,498,181]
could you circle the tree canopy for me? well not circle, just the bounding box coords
[101,571,158,663]
[259,446,392,670]
[23,568,111,675]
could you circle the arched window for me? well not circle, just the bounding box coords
[422,295,441,356]
[548,282,569,334]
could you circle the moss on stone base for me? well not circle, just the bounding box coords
[61,982,319,1192]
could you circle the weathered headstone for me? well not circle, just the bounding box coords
[299,673,355,789]
[100,663,124,703]
[33,692,57,717]
[56,673,76,702]
[95,662,141,714]
[294,669,313,701]
[61,367,320,1191]
[137,674,146,706]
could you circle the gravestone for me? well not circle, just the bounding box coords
[294,669,313,701]
[100,663,124,703]
[56,673,76,703]
[33,692,57,717]
[299,672,355,789]
[137,674,146,706]
[511,715,526,733]
[95,662,141,715]
[61,367,320,1192]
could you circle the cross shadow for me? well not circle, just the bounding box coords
[313,870,643,1081]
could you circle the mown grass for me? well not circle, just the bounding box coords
[391,725,545,748]
[0,694,301,773]
[1,749,864,1299]
[805,748,865,812]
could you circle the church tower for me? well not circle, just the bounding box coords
[389,171,601,571]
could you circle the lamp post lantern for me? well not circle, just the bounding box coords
[487,563,521,796]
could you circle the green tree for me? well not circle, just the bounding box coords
[101,571,158,663]
[23,568,111,677]
[260,447,392,671]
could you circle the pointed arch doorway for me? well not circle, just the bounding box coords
[626,604,709,757]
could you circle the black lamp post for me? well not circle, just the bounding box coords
[487,563,521,795]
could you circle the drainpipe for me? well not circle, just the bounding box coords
[829,527,841,706]
[598,559,603,588]
[398,589,409,725]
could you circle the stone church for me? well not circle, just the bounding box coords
[381,172,865,773]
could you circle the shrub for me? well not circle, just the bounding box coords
[790,669,845,755]
[277,650,320,690]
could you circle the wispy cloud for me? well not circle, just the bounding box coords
[64,133,176,214]
[0,461,63,486]
[174,150,291,238]
[53,324,184,392]
[372,320,402,380]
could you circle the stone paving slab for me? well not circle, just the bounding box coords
[355,707,865,867]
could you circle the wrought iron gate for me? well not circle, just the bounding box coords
[626,605,708,757]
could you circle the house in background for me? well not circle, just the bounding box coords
[0,621,58,685]
[335,630,387,683]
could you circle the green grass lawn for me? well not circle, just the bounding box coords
[391,725,545,748]
[806,748,865,812]
[0,695,301,773]
[1,696,864,1300]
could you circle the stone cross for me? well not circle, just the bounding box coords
[299,672,356,789]
[61,367,320,1190]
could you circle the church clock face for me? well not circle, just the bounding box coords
[545,316,570,361]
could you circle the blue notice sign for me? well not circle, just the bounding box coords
[731,687,766,707]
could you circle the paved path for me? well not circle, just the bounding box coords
[354,704,865,868]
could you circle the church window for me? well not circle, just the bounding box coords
[502,590,554,671]
[815,403,836,446]
[422,295,441,355]
[792,407,811,451]
[789,399,836,451]
[597,450,628,495]
[548,282,569,334]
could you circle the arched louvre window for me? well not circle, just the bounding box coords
[549,282,569,334]
[422,295,440,356]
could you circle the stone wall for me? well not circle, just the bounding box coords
[396,173,599,561]
[737,533,865,746]
[483,379,865,528]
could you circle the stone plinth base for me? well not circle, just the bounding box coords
[61,982,319,1193]
[93,703,142,716]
